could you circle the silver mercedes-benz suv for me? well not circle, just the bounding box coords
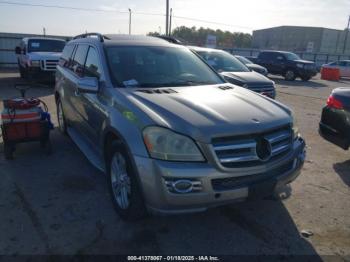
[55,33,306,220]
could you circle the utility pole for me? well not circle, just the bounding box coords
[169,8,172,36]
[159,26,161,35]
[165,0,169,35]
[128,8,132,35]
[343,15,350,54]
[43,27,46,36]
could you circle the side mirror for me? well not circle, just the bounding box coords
[77,77,99,94]
[15,46,21,54]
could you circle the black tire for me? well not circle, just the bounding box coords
[107,141,147,221]
[284,70,296,81]
[56,98,67,135]
[301,76,311,81]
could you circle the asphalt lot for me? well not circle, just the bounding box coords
[0,69,349,259]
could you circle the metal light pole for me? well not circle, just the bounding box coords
[43,27,46,36]
[343,15,350,54]
[128,8,132,35]
[165,0,169,35]
[169,8,172,36]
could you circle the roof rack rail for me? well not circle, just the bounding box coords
[72,33,111,42]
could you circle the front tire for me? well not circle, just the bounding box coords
[284,70,296,81]
[56,98,67,135]
[301,76,311,81]
[107,141,146,221]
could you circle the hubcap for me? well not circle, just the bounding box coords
[111,153,131,209]
[286,71,294,80]
[57,102,65,132]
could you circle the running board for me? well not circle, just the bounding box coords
[67,127,105,173]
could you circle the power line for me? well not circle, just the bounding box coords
[173,15,253,30]
[0,0,252,31]
[0,1,165,16]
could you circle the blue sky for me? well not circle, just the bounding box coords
[0,0,349,36]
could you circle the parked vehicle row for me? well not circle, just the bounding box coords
[54,33,306,220]
[234,55,268,76]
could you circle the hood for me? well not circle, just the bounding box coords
[220,71,273,86]
[293,59,315,65]
[28,52,62,60]
[125,84,291,143]
[246,64,266,72]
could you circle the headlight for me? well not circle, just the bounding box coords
[30,60,40,67]
[291,113,300,139]
[296,63,304,69]
[143,126,205,162]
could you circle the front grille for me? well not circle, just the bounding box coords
[43,60,59,71]
[246,84,275,95]
[211,160,294,191]
[212,125,292,168]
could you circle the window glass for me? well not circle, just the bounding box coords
[72,45,88,77]
[27,39,65,52]
[85,47,102,78]
[106,46,223,87]
[197,51,250,72]
[59,44,75,68]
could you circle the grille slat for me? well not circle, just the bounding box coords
[212,125,292,168]
[43,60,59,71]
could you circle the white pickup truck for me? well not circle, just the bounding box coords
[15,37,66,80]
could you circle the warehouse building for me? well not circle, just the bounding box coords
[252,26,350,54]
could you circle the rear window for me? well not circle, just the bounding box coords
[28,39,65,52]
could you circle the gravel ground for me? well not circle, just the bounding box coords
[0,70,349,259]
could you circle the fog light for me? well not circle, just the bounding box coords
[164,179,202,194]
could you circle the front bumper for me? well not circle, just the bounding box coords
[134,137,306,214]
[297,68,317,78]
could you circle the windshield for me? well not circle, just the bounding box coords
[285,52,301,61]
[105,46,224,87]
[236,56,253,65]
[28,39,65,52]
[197,51,250,72]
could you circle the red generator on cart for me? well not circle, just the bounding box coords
[1,84,52,159]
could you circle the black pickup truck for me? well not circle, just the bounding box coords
[250,51,317,81]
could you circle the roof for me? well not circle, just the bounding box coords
[253,25,343,33]
[187,46,224,53]
[69,34,179,47]
[23,37,66,42]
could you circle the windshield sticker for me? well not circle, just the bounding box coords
[31,42,40,48]
[123,79,139,87]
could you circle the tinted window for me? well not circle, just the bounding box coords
[59,44,75,68]
[197,50,250,72]
[84,47,102,78]
[106,46,223,87]
[285,52,301,61]
[28,39,65,52]
[72,45,88,77]
[259,52,272,60]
